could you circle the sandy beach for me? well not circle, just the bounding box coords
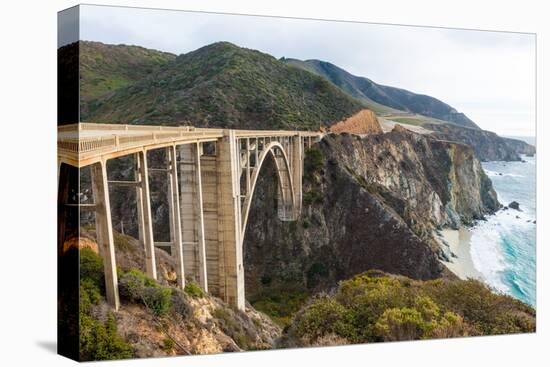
[436,228,484,281]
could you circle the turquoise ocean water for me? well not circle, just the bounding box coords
[470,138,536,307]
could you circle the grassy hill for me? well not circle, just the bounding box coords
[283,58,480,129]
[81,42,365,130]
[80,41,176,100]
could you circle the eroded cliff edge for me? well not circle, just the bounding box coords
[244,126,499,300]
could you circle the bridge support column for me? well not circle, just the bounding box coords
[194,143,208,292]
[167,145,185,289]
[90,161,120,310]
[217,130,245,310]
[135,158,146,251]
[137,151,157,280]
[178,143,208,291]
[291,134,303,218]
[200,154,221,295]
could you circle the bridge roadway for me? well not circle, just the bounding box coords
[58,123,321,310]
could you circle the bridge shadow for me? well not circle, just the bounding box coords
[36,340,57,354]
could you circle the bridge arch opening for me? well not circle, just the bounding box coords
[240,141,296,242]
[240,143,302,319]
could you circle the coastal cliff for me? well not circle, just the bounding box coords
[426,123,536,161]
[244,126,499,303]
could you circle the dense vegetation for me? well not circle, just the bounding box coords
[81,42,364,130]
[286,270,535,346]
[80,41,176,101]
[79,248,134,361]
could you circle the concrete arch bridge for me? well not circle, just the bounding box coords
[58,123,321,310]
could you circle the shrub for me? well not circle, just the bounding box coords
[251,288,310,328]
[142,287,172,317]
[80,278,101,313]
[285,272,530,344]
[428,312,470,339]
[80,247,104,289]
[118,269,172,317]
[184,281,205,298]
[375,307,427,341]
[294,295,354,341]
[80,313,134,361]
[118,269,157,302]
[170,289,193,320]
[421,278,536,335]
[212,307,254,349]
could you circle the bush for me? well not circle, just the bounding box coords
[429,312,470,339]
[80,247,104,289]
[287,272,533,345]
[118,269,158,302]
[212,307,254,349]
[170,289,193,320]
[294,295,354,341]
[118,268,172,317]
[80,313,134,361]
[80,278,101,313]
[142,286,172,317]
[375,307,427,341]
[184,281,205,298]
[251,288,310,328]
[421,278,536,335]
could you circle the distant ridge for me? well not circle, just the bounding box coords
[283,58,480,129]
[68,40,534,161]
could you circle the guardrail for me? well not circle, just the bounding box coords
[57,123,322,164]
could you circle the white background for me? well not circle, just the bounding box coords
[0,0,547,365]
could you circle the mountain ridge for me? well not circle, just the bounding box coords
[81,41,365,130]
[283,58,480,129]
[70,41,534,160]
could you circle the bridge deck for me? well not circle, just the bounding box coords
[58,123,320,167]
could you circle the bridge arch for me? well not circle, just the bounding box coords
[240,141,296,242]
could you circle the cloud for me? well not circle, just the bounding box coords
[78,4,536,136]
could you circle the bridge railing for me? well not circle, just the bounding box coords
[57,123,321,166]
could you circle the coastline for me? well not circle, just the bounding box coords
[436,227,483,281]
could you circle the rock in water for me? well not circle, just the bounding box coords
[509,201,521,211]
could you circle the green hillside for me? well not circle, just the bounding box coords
[82,42,365,130]
[80,41,176,101]
[283,58,480,129]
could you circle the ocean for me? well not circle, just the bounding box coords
[470,141,536,307]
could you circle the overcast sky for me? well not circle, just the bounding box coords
[72,4,535,137]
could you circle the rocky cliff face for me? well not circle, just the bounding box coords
[243,126,499,300]
[426,123,535,161]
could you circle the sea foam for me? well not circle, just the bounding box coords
[470,155,536,306]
